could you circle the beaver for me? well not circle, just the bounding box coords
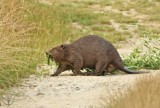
[46,35,148,76]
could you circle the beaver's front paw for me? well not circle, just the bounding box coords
[50,74,58,77]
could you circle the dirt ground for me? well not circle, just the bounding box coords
[1,71,159,108]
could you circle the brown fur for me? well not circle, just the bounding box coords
[47,35,148,76]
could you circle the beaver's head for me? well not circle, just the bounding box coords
[46,44,68,62]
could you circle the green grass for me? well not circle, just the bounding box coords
[123,32,160,70]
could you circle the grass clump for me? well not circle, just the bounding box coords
[109,74,160,108]
[123,32,160,70]
[0,0,44,94]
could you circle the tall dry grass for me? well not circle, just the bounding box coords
[109,73,160,108]
[0,0,39,92]
[0,0,76,94]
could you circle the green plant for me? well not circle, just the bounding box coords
[123,32,160,70]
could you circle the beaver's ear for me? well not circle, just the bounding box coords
[60,44,66,50]
[61,44,65,49]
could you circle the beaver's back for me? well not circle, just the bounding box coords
[70,35,123,68]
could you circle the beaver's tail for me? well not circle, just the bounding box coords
[119,67,149,74]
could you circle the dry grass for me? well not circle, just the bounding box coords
[0,0,75,95]
[108,73,160,108]
[0,0,39,91]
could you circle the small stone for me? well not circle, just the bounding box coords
[37,91,45,95]
[38,105,46,108]
[75,87,80,91]
[49,84,52,87]
[58,84,63,86]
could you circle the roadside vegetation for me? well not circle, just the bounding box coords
[0,0,159,103]
[109,74,160,108]
[109,32,160,108]
[0,0,38,95]
[123,32,160,70]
